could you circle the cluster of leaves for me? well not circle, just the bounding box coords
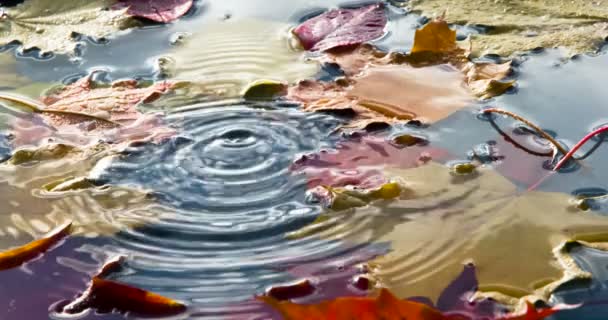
[288,6,514,130]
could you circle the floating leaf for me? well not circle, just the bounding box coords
[293,3,387,52]
[161,19,319,99]
[7,75,176,147]
[113,0,193,23]
[243,79,288,101]
[305,162,608,305]
[290,20,514,129]
[64,277,186,316]
[0,221,70,270]
[408,0,608,57]
[0,0,136,54]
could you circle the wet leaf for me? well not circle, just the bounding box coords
[290,20,514,129]
[0,221,70,270]
[0,52,29,90]
[8,75,176,147]
[306,162,608,306]
[293,3,387,52]
[291,134,450,189]
[9,143,78,165]
[113,0,193,23]
[64,277,186,316]
[161,19,319,99]
[408,0,608,56]
[261,288,446,320]
[0,0,136,54]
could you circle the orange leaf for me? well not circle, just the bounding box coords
[260,288,446,320]
[501,302,557,320]
[64,257,186,316]
[0,221,71,271]
[411,19,458,54]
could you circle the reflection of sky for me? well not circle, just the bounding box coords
[388,50,608,197]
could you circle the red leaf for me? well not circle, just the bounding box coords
[293,3,387,52]
[260,288,447,320]
[114,0,194,23]
[0,222,71,271]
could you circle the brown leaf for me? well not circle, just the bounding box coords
[290,20,514,129]
[260,288,446,320]
[0,221,71,270]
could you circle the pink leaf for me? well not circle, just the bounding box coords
[114,0,194,23]
[293,3,387,52]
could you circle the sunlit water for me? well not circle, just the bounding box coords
[1,0,608,319]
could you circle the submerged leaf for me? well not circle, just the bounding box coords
[408,0,608,56]
[243,79,288,101]
[0,0,136,54]
[113,0,193,23]
[261,288,446,320]
[291,134,449,189]
[308,162,608,305]
[293,3,387,51]
[9,75,176,147]
[0,221,70,270]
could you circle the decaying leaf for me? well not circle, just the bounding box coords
[0,221,70,270]
[6,75,176,147]
[293,3,387,52]
[160,19,319,99]
[296,162,608,306]
[113,0,193,23]
[289,20,514,129]
[408,0,608,57]
[64,257,186,316]
[0,0,137,54]
[261,286,558,320]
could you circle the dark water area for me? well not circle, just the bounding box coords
[1,0,608,319]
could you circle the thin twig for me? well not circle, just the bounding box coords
[482,108,569,156]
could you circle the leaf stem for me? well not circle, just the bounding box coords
[482,108,569,156]
[553,126,608,171]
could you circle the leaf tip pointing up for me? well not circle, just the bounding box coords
[411,18,457,54]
